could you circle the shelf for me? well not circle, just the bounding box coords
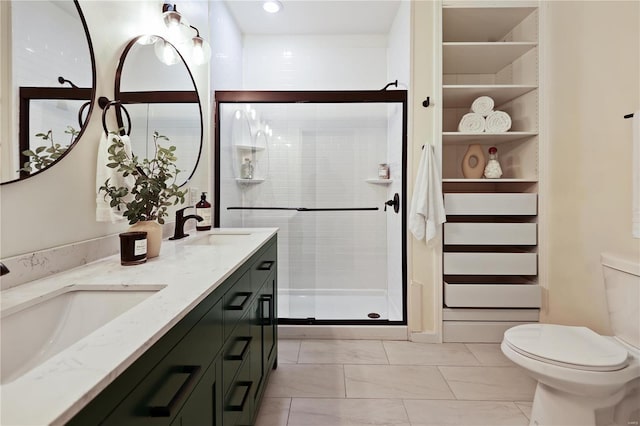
[443,42,537,74]
[443,85,537,108]
[366,179,394,185]
[443,131,537,144]
[236,178,265,184]
[235,144,265,152]
[442,7,537,42]
[443,178,538,183]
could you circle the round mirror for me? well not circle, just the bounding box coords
[115,35,202,187]
[0,0,96,184]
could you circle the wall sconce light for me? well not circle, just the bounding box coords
[161,3,211,65]
[189,26,211,66]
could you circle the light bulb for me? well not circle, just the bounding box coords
[137,34,158,45]
[154,39,179,66]
[191,36,211,65]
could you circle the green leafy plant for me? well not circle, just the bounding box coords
[99,131,186,225]
[19,126,78,173]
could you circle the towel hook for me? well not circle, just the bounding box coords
[422,97,430,108]
[101,100,131,136]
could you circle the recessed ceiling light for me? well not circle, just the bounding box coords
[263,0,283,14]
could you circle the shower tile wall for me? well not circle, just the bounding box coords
[221,106,390,304]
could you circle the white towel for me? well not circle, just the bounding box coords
[458,113,486,133]
[96,132,135,222]
[485,110,512,133]
[633,111,640,238]
[409,144,446,243]
[471,96,494,117]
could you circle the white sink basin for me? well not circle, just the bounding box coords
[186,232,252,246]
[0,284,164,384]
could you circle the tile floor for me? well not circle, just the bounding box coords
[255,339,536,426]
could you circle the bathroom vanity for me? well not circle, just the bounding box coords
[0,229,277,426]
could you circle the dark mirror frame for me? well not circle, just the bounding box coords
[113,35,203,187]
[2,0,97,185]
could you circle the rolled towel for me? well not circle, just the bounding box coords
[458,113,486,133]
[485,110,512,133]
[471,96,494,117]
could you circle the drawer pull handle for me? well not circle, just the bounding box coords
[257,260,274,271]
[148,365,201,417]
[226,381,253,412]
[225,336,252,361]
[227,292,252,310]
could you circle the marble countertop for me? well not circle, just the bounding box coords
[0,228,277,426]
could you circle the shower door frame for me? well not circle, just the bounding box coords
[214,90,408,326]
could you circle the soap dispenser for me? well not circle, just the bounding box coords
[195,192,212,231]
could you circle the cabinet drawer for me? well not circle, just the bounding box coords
[444,282,541,308]
[444,193,537,215]
[444,223,537,245]
[102,299,223,424]
[223,356,253,426]
[443,252,537,275]
[224,271,254,340]
[251,241,277,292]
[223,320,252,397]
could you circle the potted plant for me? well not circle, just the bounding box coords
[99,131,186,257]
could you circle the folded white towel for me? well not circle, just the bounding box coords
[409,144,446,243]
[471,96,494,117]
[632,111,640,238]
[458,113,486,133]
[96,132,135,223]
[485,110,512,133]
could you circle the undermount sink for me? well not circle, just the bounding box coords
[0,284,164,384]
[186,231,252,246]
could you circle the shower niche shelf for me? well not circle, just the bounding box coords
[235,178,265,184]
[235,144,266,152]
[366,179,394,185]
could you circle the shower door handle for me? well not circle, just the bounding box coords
[384,193,400,213]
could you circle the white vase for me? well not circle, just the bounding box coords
[128,220,162,258]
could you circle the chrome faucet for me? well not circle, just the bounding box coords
[0,262,9,276]
[169,206,203,240]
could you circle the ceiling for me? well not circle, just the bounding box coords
[223,0,402,35]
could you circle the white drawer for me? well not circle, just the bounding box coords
[442,308,540,322]
[443,252,537,275]
[444,193,537,215]
[444,222,537,245]
[444,282,541,308]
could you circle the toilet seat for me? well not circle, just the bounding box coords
[504,324,630,372]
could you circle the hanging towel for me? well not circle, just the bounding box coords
[96,132,135,222]
[471,96,494,117]
[458,112,486,133]
[409,144,446,243]
[633,111,640,238]
[485,110,512,133]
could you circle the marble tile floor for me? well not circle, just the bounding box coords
[255,339,536,426]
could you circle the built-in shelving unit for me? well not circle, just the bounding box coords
[440,2,542,343]
[234,144,266,152]
[235,178,265,184]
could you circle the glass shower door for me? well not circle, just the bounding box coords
[217,94,406,324]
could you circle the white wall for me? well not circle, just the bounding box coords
[0,0,210,258]
[542,1,640,334]
[210,0,243,90]
[242,35,388,90]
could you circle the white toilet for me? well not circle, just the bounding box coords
[501,253,640,426]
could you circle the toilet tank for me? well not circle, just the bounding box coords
[602,253,640,349]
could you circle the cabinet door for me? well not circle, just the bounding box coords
[261,274,277,371]
[174,357,222,426]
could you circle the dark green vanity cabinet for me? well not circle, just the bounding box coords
[67,236,277,426]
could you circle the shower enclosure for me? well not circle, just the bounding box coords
[215,91,407,324]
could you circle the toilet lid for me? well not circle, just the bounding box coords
[504,324,630,371]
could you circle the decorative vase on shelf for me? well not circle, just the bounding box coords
[484,146,503,179]
[129,220,162,258]
[461,143,486,179]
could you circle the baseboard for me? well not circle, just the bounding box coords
[409,330,442,343]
